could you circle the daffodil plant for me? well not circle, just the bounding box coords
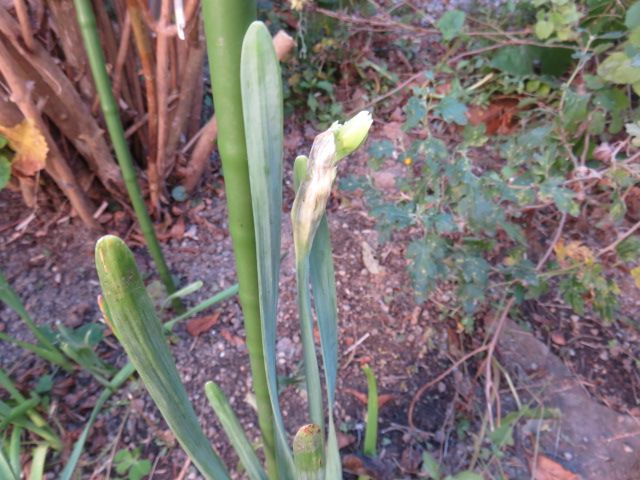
[95,16,371,480]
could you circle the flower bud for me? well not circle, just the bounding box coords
[334,110,373,161]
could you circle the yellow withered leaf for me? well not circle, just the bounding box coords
[554,239,594,267]
[0,120,48,177]
[632,266,640,289]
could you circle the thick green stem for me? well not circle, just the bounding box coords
[202,1,277,476]
[72,0,179,308]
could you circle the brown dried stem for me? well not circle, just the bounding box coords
[13,0,34,50]
[0,40,100,230]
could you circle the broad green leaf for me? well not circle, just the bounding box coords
[535,19,554,39]
[598,52,640,84]
[420,451,441,479]
[403,96,427,130]
[130,459,152,480]
[0,155,10,190]
[95,236,230,480]
[436,96,467,125]
[626,2,640,30]
[241,21,295,477]
[0,134,7,149]
[205,382,268,480]
[437,10,465,41]
[616,237,640,262]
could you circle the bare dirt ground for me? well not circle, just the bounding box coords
[2,120,640,478]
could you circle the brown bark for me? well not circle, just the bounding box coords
[47,0,95,101]
[0,8,125,196]
[0,40,101,230]
[127,0,160,211]
[165,23,205,176]
[182,30,296,193]
[153,0,171,210]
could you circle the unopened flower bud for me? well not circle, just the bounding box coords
[334,110,373,161]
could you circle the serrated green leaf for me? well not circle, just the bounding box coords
[616,237,640,262]
[403,96,427,130]
[598,52,640,84]
[535,19,554,39]
[436,96,467,125]
[129,459,152,480]
[437,10,466,41]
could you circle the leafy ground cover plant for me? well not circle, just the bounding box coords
[340,0,640,330]
[95,16,372,478]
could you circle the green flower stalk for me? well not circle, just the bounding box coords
[291,111,372,432]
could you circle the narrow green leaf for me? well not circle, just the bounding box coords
[95,235,229,480]
[362,365,378,457]
[0,270,64,360]
[241,21,295,478]
[309,216,341,480]
[205,382,268,480]
[162,280,203,308]
[164,284,238,330]
[0,448,18,480]
[28,444,48,480]
[59,363,135,480]
[8,427,21,476]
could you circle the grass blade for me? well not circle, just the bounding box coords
[164,284,239,330]
[59,362,135,480]
[0,448,18,480]
[62,283,236,480]
[205,381,268,480]
[8,427,21,476]
[241,20,295,478]
[28,444,48,480]
[362,365,378,457]
[95,235,229,479]
[0,270,69,369]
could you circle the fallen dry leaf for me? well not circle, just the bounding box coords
[532,454,579,480]
[466,98,520,135]
[342,453,390,480]
[361,241,384,275]
[0,119,48,176]
[399,445,423,474]
[220,328,245,347]
[550,331,567,346]
[336,431,356,449]
[344,388,397,409]
[186,311,221,336]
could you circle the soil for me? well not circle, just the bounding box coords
[2,124,640,479]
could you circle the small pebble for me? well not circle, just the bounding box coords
[564,452,573,461]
